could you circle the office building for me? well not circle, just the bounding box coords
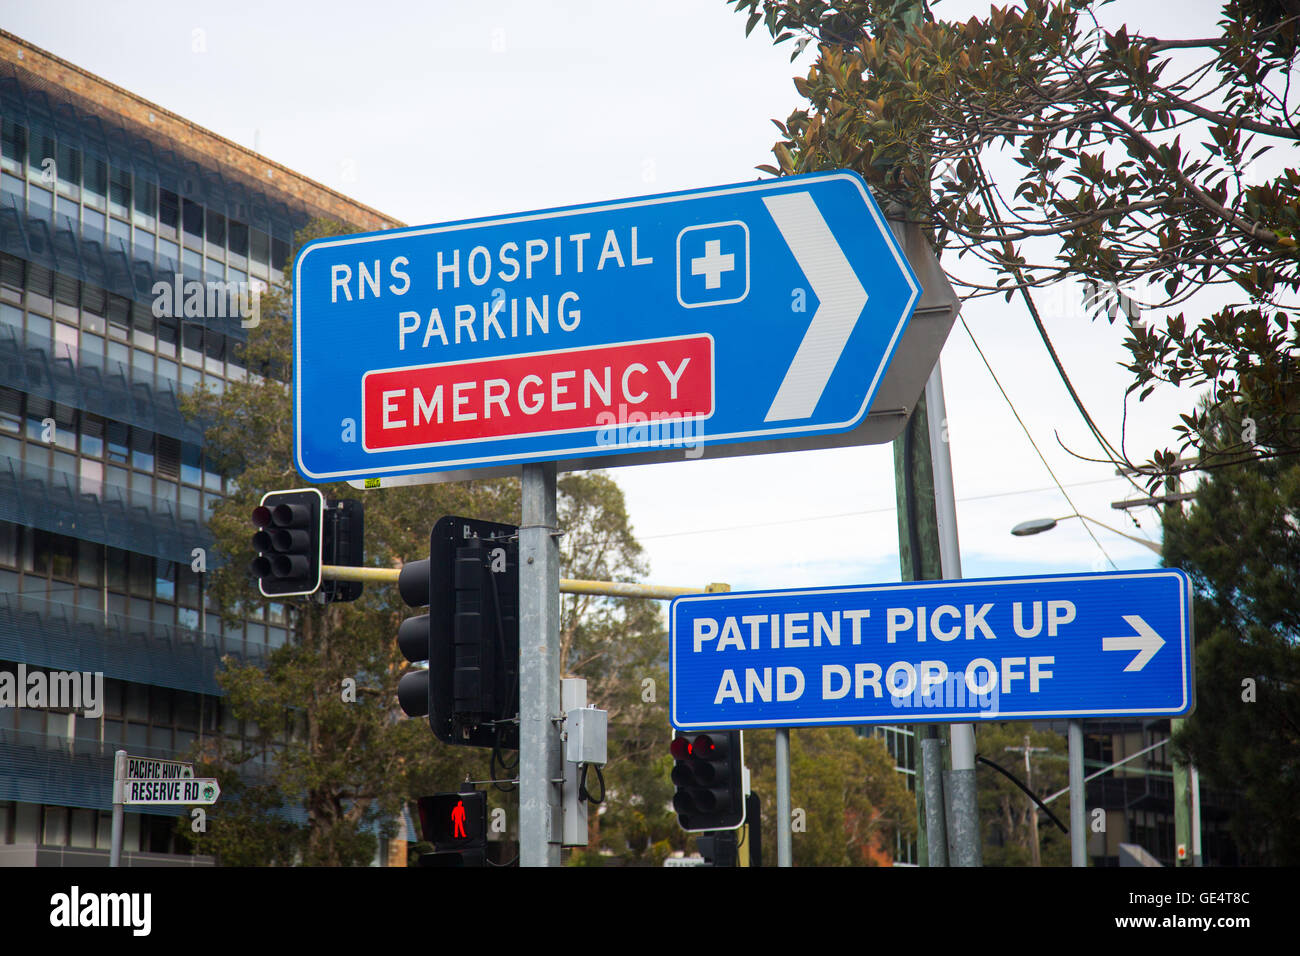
[0,29,397,865]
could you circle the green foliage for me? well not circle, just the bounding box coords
[568,750,681,866]
[730,0,1299,485]
[975,722,1071,866]
[555,472,687,864]
[1163,416,1300,864]
[176,218,516,864]
[743,727,916,866]
[177,766,305,866]
[176,218,667,865]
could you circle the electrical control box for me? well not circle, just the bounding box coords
[564,707,608,765]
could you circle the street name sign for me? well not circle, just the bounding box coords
[293,170,923,483]
[120,777,220,806]
[120,757,194,780]
[669,569,1193,730]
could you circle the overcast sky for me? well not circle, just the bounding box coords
[4,0,1223,592]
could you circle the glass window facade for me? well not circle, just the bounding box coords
[0,61,373,861]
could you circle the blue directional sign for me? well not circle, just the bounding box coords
[670,569,1193,730]
[292,171,920,482]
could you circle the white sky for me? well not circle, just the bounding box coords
[5,0,1224,591]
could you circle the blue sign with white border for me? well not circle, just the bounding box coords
[292,171,919,482]
[670,569,1193,729]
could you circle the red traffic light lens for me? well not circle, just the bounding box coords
[693,734,715,757]
[670,735,693,760]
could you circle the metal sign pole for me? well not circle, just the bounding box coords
[1069,720,1087,866]
[925,363,982,867]
[775,728,793,867]
[110,749,126,867]
[920,733,949,866]
[519,462,562,866]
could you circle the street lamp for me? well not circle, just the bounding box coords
[1010,514,1162,555]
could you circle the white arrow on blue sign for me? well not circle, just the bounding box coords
[669,569,1193,730]
[292,171,920,482]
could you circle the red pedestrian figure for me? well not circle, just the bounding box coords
[452,799,467,839]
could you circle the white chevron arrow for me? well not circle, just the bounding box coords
[762,191,868,422]
[1102,615,1166,672]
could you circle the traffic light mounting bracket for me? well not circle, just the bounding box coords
[322,499,364,603]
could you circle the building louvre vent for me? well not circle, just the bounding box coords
[0,253,22,292]
[157,434,180,479]
[106,293,129,325]
[54,272,79,306]
[26,262,53,298]
[82,283,106,315]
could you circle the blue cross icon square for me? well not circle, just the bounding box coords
[676,220,749,308]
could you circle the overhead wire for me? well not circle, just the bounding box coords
[636,476,1129,541]
[969,156,1151,499]
[959,314,1118,569]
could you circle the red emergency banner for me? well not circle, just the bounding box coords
[362,334,714,451]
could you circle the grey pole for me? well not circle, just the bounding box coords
[1069,720,1087,866]
[892,382,946,865]
[924,362,982,867]
[1190,764,1203,866]
[775,727,792,867]
[519,462,562,866]
[920,732,948,866]
[110,749,126,867]
[945,728,981,867]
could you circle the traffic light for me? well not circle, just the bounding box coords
[396,554,433,719]
[415,790,488,867]
[396,516,520,750]
[322,499,364,603]
[695,830,738,867]
[696,792,762,866]
[250,489,323,597]
[671,730,746,832]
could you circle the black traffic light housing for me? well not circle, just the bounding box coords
[671,730,746,832]
[397,516,519,750]
[250,488,324,598]
[250,491,364,602]
[322,499,364,603]
[695,792,762,866]
[695,830,738,867]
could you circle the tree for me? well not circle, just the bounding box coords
[179,218,519,864]
[975,723,1071,866]
[1162,409,1300,864]
[743,727,916,865]
[178,219,675,864]
[555,472,685,865]
[730,0,1299,488]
